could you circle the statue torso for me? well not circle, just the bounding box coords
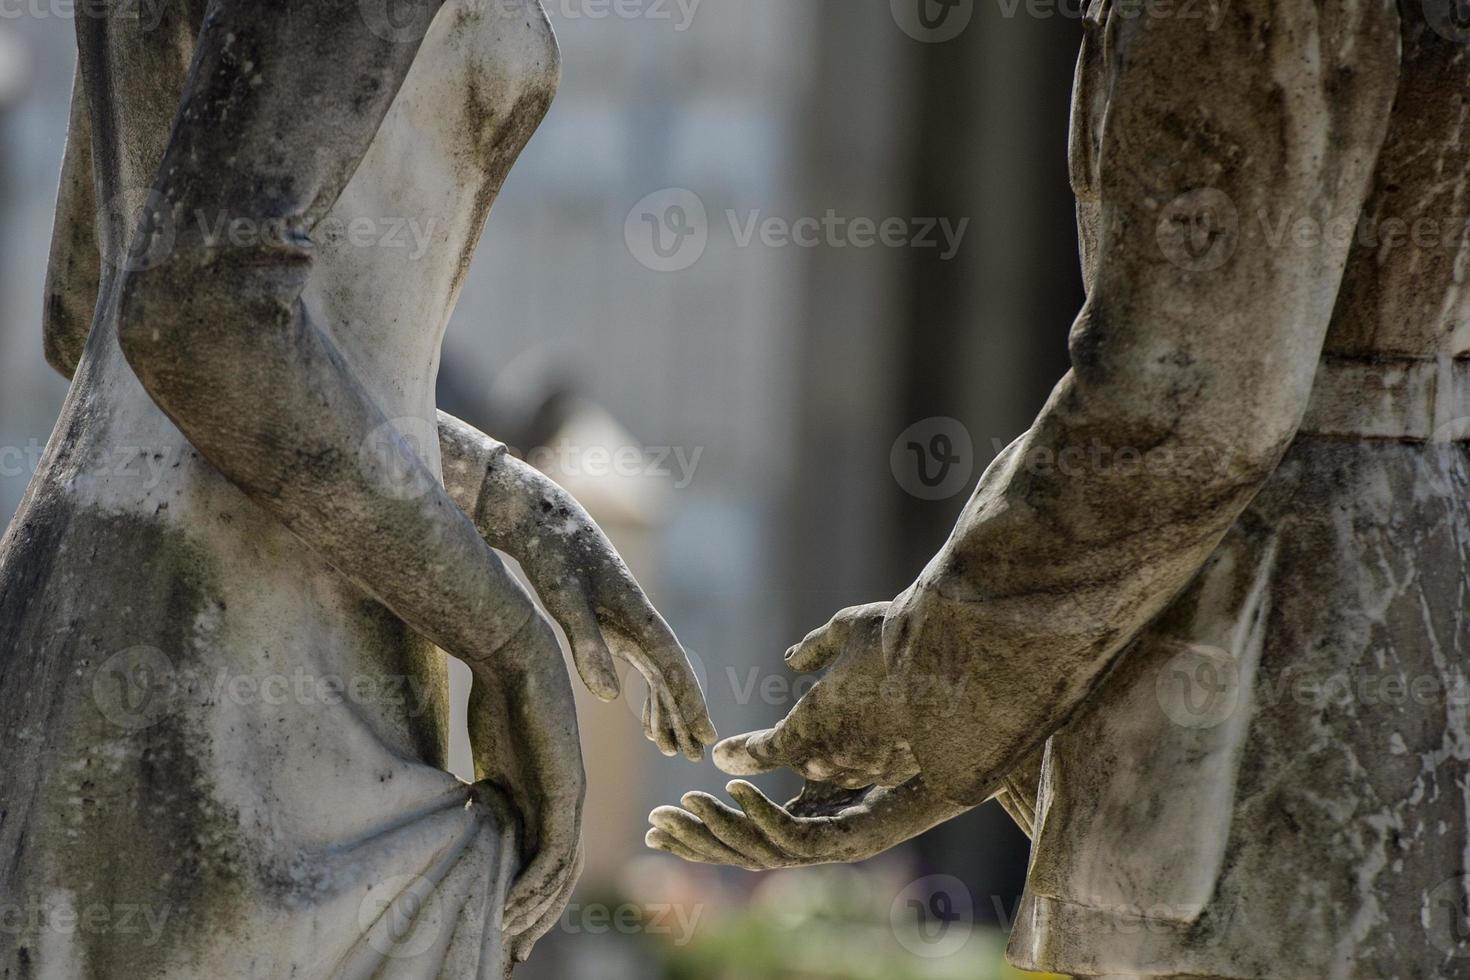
[7,0,560,759]
[0,4,557,973]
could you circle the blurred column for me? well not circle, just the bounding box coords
[890,2,1087,925]
[784,2,922,635]
[0,28,27,106]
[0,15,74,525]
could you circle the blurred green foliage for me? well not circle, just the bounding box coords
[613,864,1065,980]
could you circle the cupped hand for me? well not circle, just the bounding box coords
[712,603,920,789]
[646,777,950,870]
[479,454,716,760]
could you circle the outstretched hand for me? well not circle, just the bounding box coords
[647,777,962,871]
[712,603,920,789]
[477,451,717,760]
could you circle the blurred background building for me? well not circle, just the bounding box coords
[0,1,1086,976]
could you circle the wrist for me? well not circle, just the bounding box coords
[463,568,541,667]
[880,582,976,803]
[470,442,514,530]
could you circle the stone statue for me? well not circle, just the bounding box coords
[0,0,714,975]
[653,3,1470,978]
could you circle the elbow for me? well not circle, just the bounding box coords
[115,245,303,412]
[114,262,258,448]
[1066,310,1308,486]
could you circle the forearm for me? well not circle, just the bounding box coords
[885,0,1402,804]
[853,777,973,846]
[440,413,632,585]
[112,0,540,666]
[438,410,509,518]
[121,265,536,665]
[885,405,1268,803]
[437,411,565,554]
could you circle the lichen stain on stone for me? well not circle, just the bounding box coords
[345,595,450,770]
[441,4,560,298]
[449,83,557,299]
[0,501,247,973]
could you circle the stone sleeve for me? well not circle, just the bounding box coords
[883,0,1403,805]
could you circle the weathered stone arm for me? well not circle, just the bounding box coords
[647,609,1037,864]
[884,0,1404,805]
[42,66,98,381]
[39,94,718,761]
[438,411,717,759]
[38,79,719,765]
[99,0,582,942]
